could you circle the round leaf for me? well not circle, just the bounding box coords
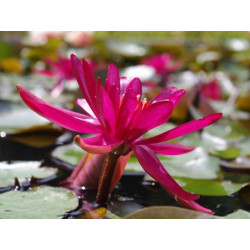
[0,161,58,187]
[125,206,219,219]
[0,186,78,219]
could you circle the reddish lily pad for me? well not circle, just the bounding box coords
[125,206,219,219]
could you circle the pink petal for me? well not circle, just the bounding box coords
[34,69,56,77]
[151,87,185,107]
[175,196,213,214]
[127,100,174,142]
[116,89,138,137]
[75,134,123,154]
[50,78,64,98]
[72,153,106,188]
[126,78,142,98]
[146,142,195,155]
[135,113,222,145]
[132,145,199,200]
[71,55,116,135]
[17,85,101,133]
[96,78,116,135]
[70,54,98,116]
[77,98,97,118]
[69,153,89,180]
[106,64,120,113]
[70,152,131,192]
[120,77,130,96]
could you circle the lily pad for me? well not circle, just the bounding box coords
[125,206,219,219]
[220,157,250,172]
[4,124,64,147]
[52,143,84,165]
[225,209,250,219]
[160,147,220,179]
[0,186,78,219]
[0,161,58,187]
[0,101,49,133]
[213,147,241,160]
[174,177,246,196]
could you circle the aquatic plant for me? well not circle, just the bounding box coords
[17,54,222,214]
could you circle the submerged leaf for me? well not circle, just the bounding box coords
[0,186,78,219]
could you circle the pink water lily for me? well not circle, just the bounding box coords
[17,54,222,214]
[35,54,96,97]
[141,53,182,76]
[200,79,223,101]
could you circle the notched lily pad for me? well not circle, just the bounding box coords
[125,206,219,219]
[0,161,58,187]
[0,186,78,219]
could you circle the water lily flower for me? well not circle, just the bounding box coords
[141,53,182,82]
[35,54,96,97]
[17,54,222,214]
[200,79,223,101]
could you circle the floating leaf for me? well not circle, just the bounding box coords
[125,206,219,219]
[0,101,49,133]
[52,143,84,165]
[108,201,144,218]
[105,210,122,219]
[0,186,78,219]
[0,161,58,187]
[5,124,64,147]
[107,41,147,58]
[213,147,241,160]
[220,157,250,172]
[174,177,247,196]
[160,147,220,179]
[225,209,250,219]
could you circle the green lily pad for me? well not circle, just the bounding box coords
[225,209,250,219]
[213,147,241,160]
[0,161,58,187]
[161,147,220,179]
[0,101,49,133]
[125,206,219,219]
[0,186,78,219]
[130,146,220,179]
[52,143,84,165]
[174,177,246,196]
